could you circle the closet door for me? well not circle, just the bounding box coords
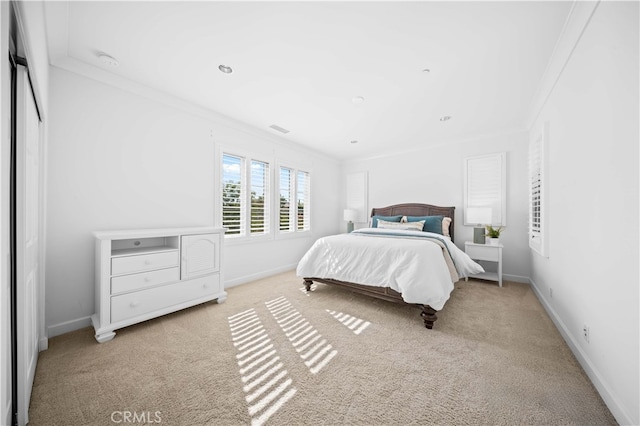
[15,64,41,426]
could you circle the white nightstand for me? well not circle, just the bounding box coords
[464,241,503,287]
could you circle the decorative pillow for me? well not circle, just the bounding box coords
[377,219,425,231]
[405,215,445,234]
[371,215,403,228]
[442,217,452,237]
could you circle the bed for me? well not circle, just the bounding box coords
[296,203,484,329]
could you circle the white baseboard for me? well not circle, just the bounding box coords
[503,273,530,284]
[224,264,298,289]
[39,337,48,351]
[529,278,634,425]
[47,316,92,338]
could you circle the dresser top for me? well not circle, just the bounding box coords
[93,226,225,240]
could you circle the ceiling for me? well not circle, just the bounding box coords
[43,1,573,161]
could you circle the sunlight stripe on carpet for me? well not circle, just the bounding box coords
[251,387,297,426]
[265,296,337,374]
[326,309,371,335]
[228,308,297,426]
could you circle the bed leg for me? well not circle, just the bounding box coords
[420,305,438,329]
[303,279,313,292]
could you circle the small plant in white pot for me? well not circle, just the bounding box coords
[485,225,503,245]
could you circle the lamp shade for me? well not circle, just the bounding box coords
[466,207,492,225]
[343,209,358,222]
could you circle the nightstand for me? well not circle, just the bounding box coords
[464,241,503,287]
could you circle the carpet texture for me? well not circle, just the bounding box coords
[29,271,616,425]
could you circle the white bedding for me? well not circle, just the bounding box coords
[296,228,484,310]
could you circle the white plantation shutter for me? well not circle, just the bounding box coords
[278,166,311,233]
[468,158,500,210]
[346,172,368,223]
[219,153,311,239]
[222,153,271,238]
[530,142,541,235]
[464,152,506,226]
[250,160,270,235]
[296,171,310,231]
[222,154,245,236]
[279,167,293,232]
[529,124,548,256]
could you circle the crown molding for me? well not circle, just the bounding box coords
[50,56,339,165]
[525,0,600,130]
[342,126,527,165]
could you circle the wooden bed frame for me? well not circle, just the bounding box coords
[303,203,456,329]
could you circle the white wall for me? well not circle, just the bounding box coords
[46,66,341,337]
[342,130,531,281]
[529,2,639,424]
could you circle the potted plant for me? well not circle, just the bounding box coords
[485,225,503,245]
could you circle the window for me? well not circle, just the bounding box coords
[279,166,310,233]
[464,152,507,226]
[279,167,292,231]
[346,171,368,224]
[250,160,269,235]
[529,123,548,256]
[222,154,243,236]
[296,170,310,231]
[222,153,270,238]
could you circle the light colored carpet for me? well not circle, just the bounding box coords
[29,271,616,425]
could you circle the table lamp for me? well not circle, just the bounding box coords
[466,207,492,244]
[343,209,357,233]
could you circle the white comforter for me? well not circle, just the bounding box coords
[296,228,484,310]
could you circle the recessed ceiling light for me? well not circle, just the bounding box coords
[350,140,359,144]
[440,116,452,122]
[422,68,431,73]
[351,96,365,104]
[97,52,119,67]
[218,64,233,74]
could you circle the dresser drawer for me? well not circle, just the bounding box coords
[465,244,500,262]
[111,267,180,295]
[110,274,221,323]
[111,251,179,275]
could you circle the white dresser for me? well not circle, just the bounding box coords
[92,227,226,343]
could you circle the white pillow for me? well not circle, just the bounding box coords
[377,219,425,231]
[442,217,452,237]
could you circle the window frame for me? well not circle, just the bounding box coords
[463,152,507,227]
[276,163,311,238]
[529,123,549,257]
[296,169,311,232]
[219,147,273,242]
[249,159,270,236]
[221,153,246,237]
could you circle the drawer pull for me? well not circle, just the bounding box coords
[130,301,140,308]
